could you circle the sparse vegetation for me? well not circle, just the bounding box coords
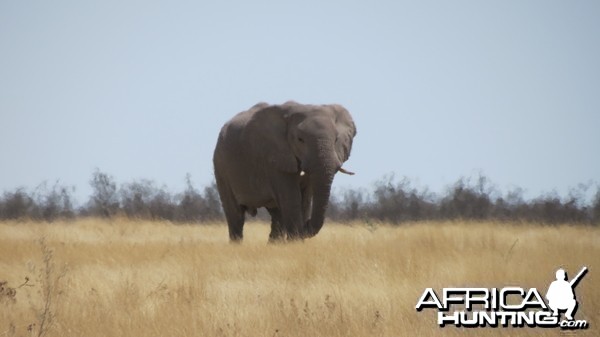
[0,219,598,336]
[1,170,599,224]
[0,170,224,223]
[0,182,75,222]
[328,174,600,225]
[1,237,67,337]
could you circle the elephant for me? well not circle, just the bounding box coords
[213,101,357,242]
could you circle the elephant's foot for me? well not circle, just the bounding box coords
[301,221,318,239]
[286,229,304,241]
[228,227,244,243]
[229,237,243,244]
[268,227,285,243]
[268,235,286,244]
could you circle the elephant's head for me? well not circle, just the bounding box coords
[245,101,357,237]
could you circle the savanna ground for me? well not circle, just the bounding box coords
[1,219,598,337]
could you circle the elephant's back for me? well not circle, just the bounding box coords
[217,102,269,141]
[213,103,267,171]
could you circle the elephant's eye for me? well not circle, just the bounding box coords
[298,137,305,143]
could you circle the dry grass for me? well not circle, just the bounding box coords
[0,218,598,336]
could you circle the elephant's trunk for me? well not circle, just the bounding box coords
[305,140,339,238]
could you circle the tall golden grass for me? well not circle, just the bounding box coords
[1,219,598,336]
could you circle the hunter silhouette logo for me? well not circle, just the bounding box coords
[546,267,587,321]
[416,266,589,329]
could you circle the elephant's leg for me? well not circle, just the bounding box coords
[276,184,304,241]
[224,204,245,242]
[301,186,313,235]
[267,207,285,243]
[216,177,245,242]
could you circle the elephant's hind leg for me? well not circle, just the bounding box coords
[216,177,245,242]
[225,206,245,242]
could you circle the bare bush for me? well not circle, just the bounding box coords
[87,169,119,218]
[439,175,495,220]
[0,188,33,220]
[593,188,600,224]
[327,188,368,221]
[0,182,74,222]
[369,175,436,223]
[120,179,176,220]
[175,174,222,222]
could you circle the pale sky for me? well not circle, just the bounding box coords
[1,1,599,202]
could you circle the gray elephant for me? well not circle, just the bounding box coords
[213,101,357,242]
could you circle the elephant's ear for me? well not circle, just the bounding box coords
[242,105,298,174]
[331,105,357,163]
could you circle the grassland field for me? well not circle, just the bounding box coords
[1,219,598,337]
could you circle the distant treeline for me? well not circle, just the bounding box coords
[0,170,221,223]
[1,170,599,225]
[327,175,600,225]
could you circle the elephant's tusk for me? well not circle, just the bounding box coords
[338,167,355,175]
[300,171,306,176]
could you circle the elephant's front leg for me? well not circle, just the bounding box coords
[300,185,313,236]
[266,207,285,243]
[275,180,305,240]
